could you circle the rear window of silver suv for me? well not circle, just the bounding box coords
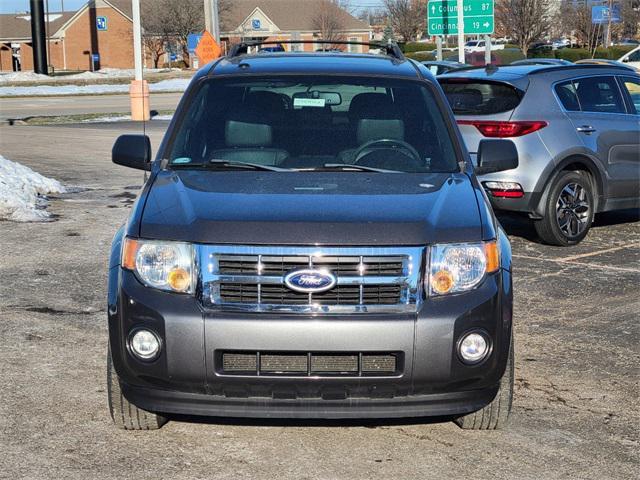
[440,80,522,115]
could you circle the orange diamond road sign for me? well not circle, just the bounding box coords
[195,30,222,64]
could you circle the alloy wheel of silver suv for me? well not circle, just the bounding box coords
[534,170,595,246]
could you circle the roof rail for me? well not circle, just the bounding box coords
[227,40,405,60]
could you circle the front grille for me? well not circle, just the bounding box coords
[219,284,401,305]
[200,246,424,313]
[218,255,405,277]
[219,351,402,376]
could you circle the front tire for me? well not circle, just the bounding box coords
[534,170,594,246]
[107,346,167,430]
[454,335,514,430]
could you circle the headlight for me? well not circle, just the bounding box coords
[428,241,499,295]
[122,238,195,293]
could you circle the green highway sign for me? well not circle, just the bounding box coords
[427,0,494,35]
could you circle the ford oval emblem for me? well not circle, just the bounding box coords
[284,268,337,293]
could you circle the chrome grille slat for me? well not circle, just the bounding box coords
[199,245,424,314]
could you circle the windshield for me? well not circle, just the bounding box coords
[167,75,458,173]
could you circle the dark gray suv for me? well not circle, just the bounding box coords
[107,41,518,431]
[440,65,640,245]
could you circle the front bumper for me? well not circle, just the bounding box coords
[121,381,499,419]
[108,268,513,419]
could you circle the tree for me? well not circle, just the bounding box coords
[383,0,426,42]
[382,22,396,43]
[140,0,230,68]
[559,2,601,52]
[495,0,552,56]
[141,0,172,68]
[312,0,347,45]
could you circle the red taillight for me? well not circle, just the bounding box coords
[457,120,548,138]
[490,190,524,198]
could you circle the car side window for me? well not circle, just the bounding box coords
[620,76,640,114]
[554,81,580,111]
[627,49,640,62]
[573,76,626,114]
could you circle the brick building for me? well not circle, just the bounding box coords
[0,0,134,72]
[220,0,372,53]
[0,0,371,73]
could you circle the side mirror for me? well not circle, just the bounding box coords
[112,134,151,171]
[475,139,518,175]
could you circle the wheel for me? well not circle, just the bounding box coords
[454,334,514,430]
[534,170,595,246]
[107,345,167,430]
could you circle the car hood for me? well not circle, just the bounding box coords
[138,170,482,245]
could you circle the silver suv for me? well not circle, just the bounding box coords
[439,65,640,245]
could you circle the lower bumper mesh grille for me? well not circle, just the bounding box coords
[219,351,402,377]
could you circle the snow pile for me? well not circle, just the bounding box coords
[81,114,173,123]
[0,155,66,222]
[0,71,51,83]
[0,67,184,83]
[0,78,190,96]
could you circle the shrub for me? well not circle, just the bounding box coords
[406,51,436,61]
[555,48,591,62]
[402,41,436,53]
[495,48,526,64]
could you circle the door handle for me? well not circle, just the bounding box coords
[576,125,596,134]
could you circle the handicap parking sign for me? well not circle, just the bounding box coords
[96,16,107,31]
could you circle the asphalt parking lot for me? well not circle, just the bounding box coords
[0,122,638,479]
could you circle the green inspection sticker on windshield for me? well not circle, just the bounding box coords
[173,157,192,164]
[293,98,326,108]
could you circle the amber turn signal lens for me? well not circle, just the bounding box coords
[167,268,191,292]
[484,241,500,273]
[122,238,139,270]
[432,269,454,294]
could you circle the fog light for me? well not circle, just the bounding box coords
[129,329,160,360]
[458,331,490,364]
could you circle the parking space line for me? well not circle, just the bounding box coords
[513,254,640,273]
[558,243,640,262]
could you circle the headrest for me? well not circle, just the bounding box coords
[447,88,483,110]
[348,93,397,121]
[225,120,272,147]
[357,119,405,145]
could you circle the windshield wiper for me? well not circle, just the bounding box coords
[298,163,403,173]
[207,159,290,172]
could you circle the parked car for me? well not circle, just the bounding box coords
[439,64,640,245]
[421,60,466,75]
[511,58,573,66]
[616,38,640,46]
[575,58,637,71]
[551,38,571,49]
[618,46,640,70]
[464,40,505,53]
[107,40,517,431]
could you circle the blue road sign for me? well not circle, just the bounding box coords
[592,5,621,24]
[92,53,100,62]
[187,33,203,54]
[96,16,107,31]
[252,19,261,30]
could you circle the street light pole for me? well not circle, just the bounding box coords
[204,0,220,42]
[29,0,48,74]
[130,0,149,121]
[457,0,464,63]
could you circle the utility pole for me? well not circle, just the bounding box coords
[29,0,48,74]
[204,0,220,42]
[457,0,464,63]
[129,0,149,121]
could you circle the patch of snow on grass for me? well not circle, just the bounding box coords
[0,78,190,96]
[0,155,66,222]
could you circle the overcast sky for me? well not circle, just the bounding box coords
[0,0,386,15]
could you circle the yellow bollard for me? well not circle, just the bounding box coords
[129,79,150,121]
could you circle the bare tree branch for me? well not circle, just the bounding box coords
[383,0,426,42]
[496,0,552,56]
